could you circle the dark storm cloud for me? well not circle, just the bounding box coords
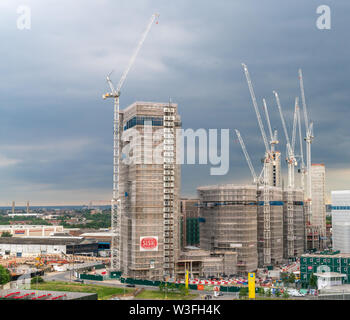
[0,0,348,203]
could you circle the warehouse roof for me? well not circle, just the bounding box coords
[0,236,96,245]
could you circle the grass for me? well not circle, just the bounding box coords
[136,290,197,300]
[30,281,134,300]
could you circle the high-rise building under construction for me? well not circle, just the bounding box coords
[119,101,181,280]
[198,184,258,274]
[308,164,326,249]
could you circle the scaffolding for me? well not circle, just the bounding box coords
[197,184,258,274]
[119,102,181,280]
[282,188,305,259]
[257,186,283,267]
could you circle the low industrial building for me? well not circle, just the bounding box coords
[0,236,98,257]
[0,225,64,237]
[175,247,237,279]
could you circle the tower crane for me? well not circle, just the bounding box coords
[235,129,260,184]
[102,13,159,271]
[297,105,306,190]
[273,91,298,189]
[262,98,279,152]
[299,68,317,249]
[273,92,299,257]
[242,63,271,266]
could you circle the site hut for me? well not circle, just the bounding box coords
[300,252,350,288]
[119,102,181,280]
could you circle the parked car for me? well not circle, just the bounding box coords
[126,284,136,287]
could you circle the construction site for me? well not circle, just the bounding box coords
[195,63,327,275]
[0,12,328,286]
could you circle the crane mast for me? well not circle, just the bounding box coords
[299,69,316,250]
[242,63,271,266]
[103,13,159,272]
[273,91,297,189]
[297,105,305,190]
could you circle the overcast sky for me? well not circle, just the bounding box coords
[0,0,348,205]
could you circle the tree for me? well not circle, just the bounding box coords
[158,282,165,292]
[266,288,272,297]
[169,283,177,292]
[282,290,290,299]
[239,287,248,299]
[178,284,189,296]
[258,287,265,296]
[1,231,12,237]
[0,266,10,285]
[288,273,296,284]
[309,273,318,289]
[31,276,44,284]
[275,289,281,297]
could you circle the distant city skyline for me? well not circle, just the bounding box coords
[0,1,349,204]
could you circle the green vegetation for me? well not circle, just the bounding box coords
[137,290,196,300]
[60,211,111,229]
[0,216,52,226]
[0,266,10,285]
[258,287,265,296]
[1,231,12,237]
[239,287,248,299]
[266,288,272,297]
[282,291,290,299]
[30,281,133,300]
[31,276,44,284]
[309,273,318,289]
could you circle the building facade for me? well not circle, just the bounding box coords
[310,164,327,249]
[332,190,350,253]
[119,102,181,280]
[282,188,305,259]
[180,199,200,248]
[198,184,258,274]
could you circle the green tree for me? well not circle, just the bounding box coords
[288,273,296,284]
[0,266,10,285]
[266,288,272,297]
[258,287,265,296]
[239,287,248,299]
[31,276,44,284]
[169,283,177,292]
[178,284,189,296]
[309,273,318,289]
[282,290,290,299]
[159,282,165,292]
[275,289,281,297]
[1,231,12,237]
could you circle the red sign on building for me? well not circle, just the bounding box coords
[140,236,158,251]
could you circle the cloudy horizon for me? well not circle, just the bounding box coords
[0,0,348,205]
